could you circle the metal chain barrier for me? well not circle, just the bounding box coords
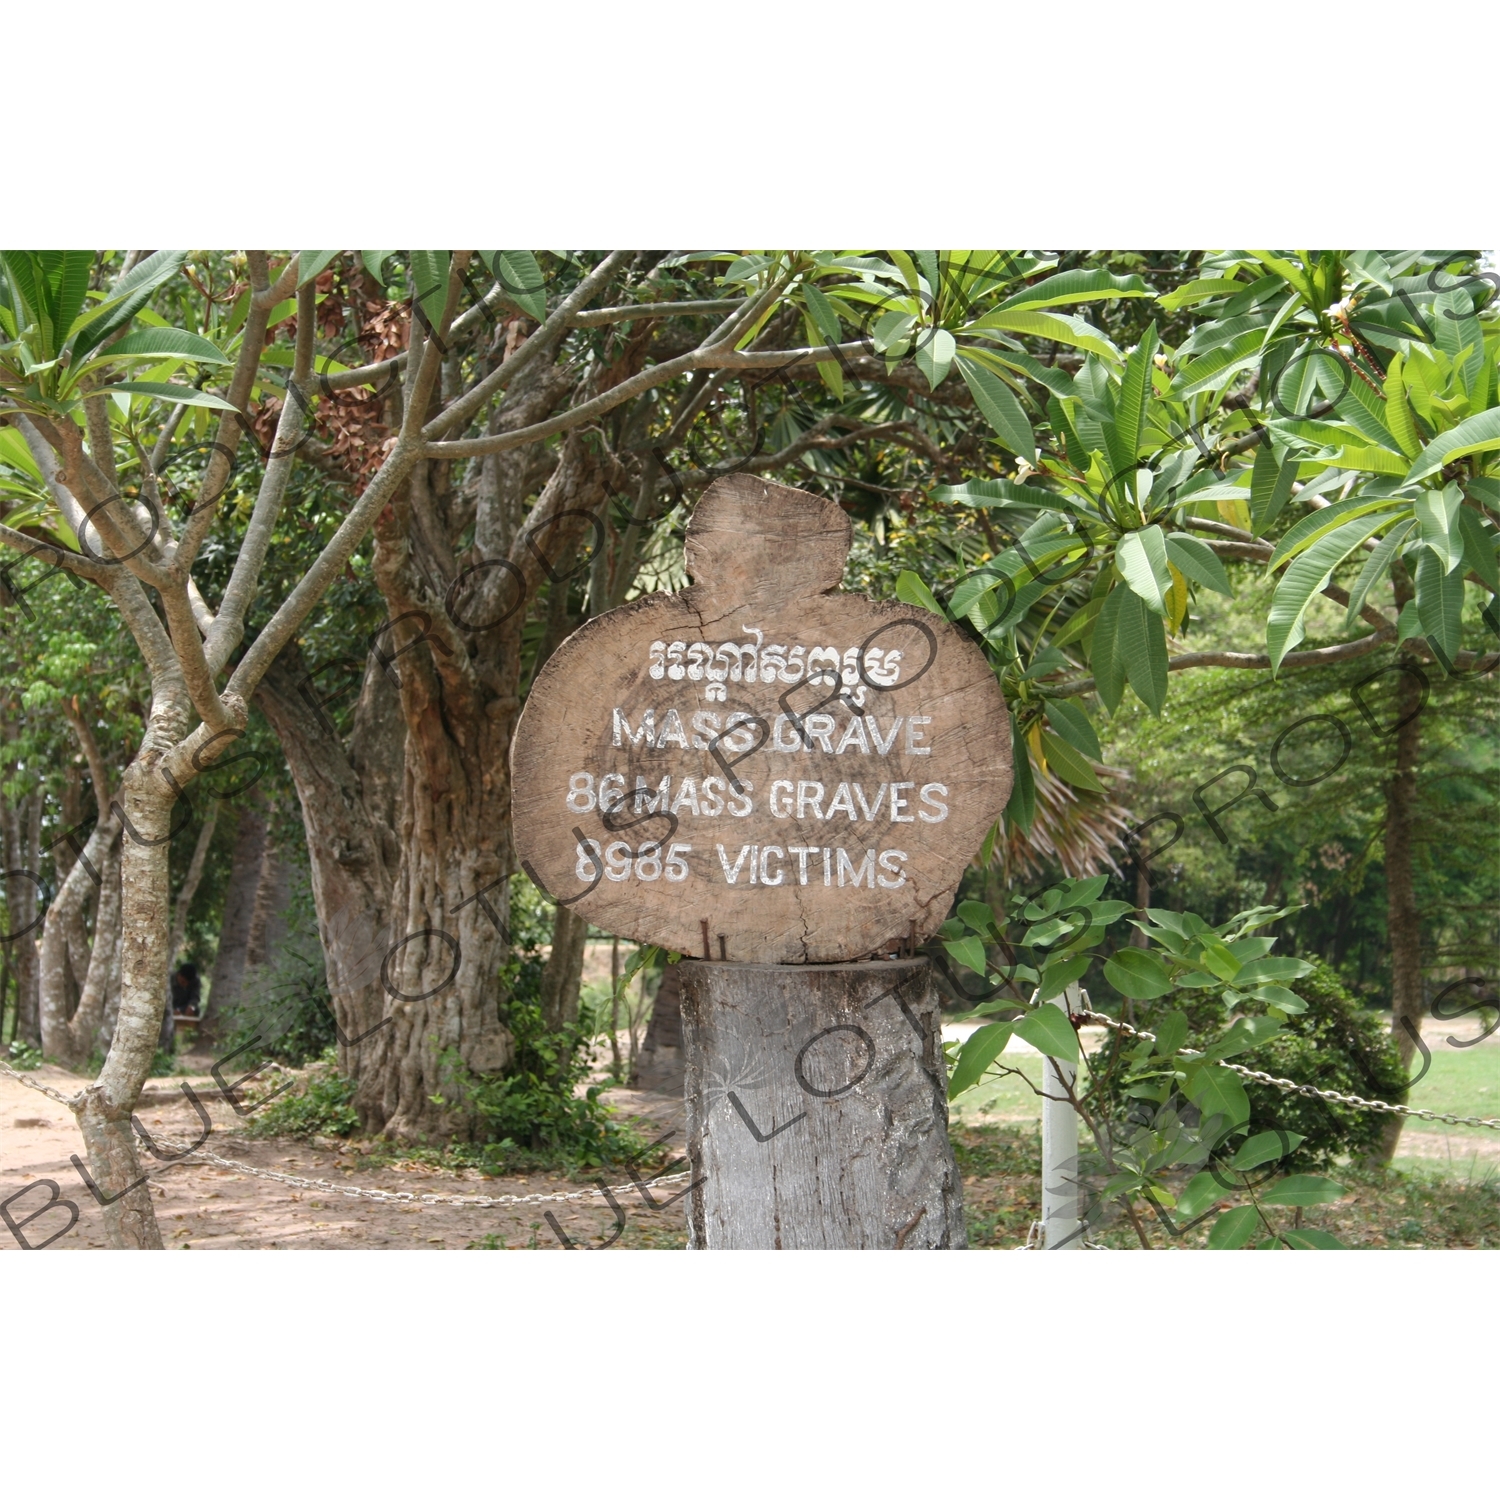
[1075,1009,1500,1132]
[149,1135,691,1210]
[2,1062,688,1212]
[0,1061,83,1109]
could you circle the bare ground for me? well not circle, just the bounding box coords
[0,1061,688,1251]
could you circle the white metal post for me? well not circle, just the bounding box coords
[1040,983,1083,1249]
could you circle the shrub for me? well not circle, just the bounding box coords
[1089,959,1407,1164]
[245,1049,359,1139]
[433,994,632,1171]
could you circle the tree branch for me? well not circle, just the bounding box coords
[424,342,868,462]
[1044,628,1393,697]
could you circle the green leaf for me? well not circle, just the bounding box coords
[968,308,1120,361]
[931,476,1047,509]
[1459,506,1499,592]
[1200,1014,1284,1062]
[1013,1004,1079,1064]
[1036,954,1093,1002]
[1259,1174,1343,1207]
[1406,405,1500,483]
[1207,1205,1260,1248]
[104,382,239,411]
[915,328,956,392]
[488,250,547,321]
[1266,512,1396,672]
[1230,1130,1305,1170]
[1165,533,1233,595]
[943,937,989,976]
[361,251,398,286]
[102,328,232,365]
[68,250,188,362]
[1177,327,1265,397]
[1176,1172,1226,1220]
[1043,699,1101,760]
[297,251,341,287]
[957,356,1035,462]
[895,569,946,617]
[1114,586,1168,713]
[1185,1064,1251,1130]
[1233,956,1312,986]
[1343,518,1415,628]
[1117,525,1174,615]
[1152,1011,1189,1056]
[947,1022,1014,1099]
[1006,713,1036,834]
[1280,1228,1344,1249]
[410,250,451,329]
[1039,730,1104,794]
[1250,984,1308,1014]
[1416,484,1465,574]
[1114,323,1159,461]
[993,268,1151,312]
[957,900,994,932]
[1089,585,1127,712]
[1415,547,1465,668]
[1266,495,1408,571]
[1159,277,1247,312]
[1103,948,1172,1000]
[802,281,844,346]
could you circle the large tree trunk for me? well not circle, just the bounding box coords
[1,786,43,1047]
[255,646,403,1108]
[681,958,966,1249]
[1378,660,1425,1162]
[245,825,292,967]
[202,799,268,1044]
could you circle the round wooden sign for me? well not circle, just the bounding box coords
[511,476,1012,964]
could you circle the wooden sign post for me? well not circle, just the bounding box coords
[512,476,1012,1247]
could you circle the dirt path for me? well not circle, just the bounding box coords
[1,1063,689,1251]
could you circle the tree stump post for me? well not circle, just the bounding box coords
[680,956,965,1249]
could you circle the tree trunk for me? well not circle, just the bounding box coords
[64,838,122,1065]
[255,647,403,1102]
[40,818,118,1067]
[202,800,268,1044]
[635,960,684,1094]
[75,729,194,1249]
[680,957,966,1249]
[539,904,589,1033]
[168,798,220,963]
[245,827,292,967]
[1378,661,1425,1162]
[1,786,43,1047]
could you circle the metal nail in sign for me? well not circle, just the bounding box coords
[511,475,1012,964]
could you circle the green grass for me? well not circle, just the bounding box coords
[954,1122,1500,1248]
[1403,1045,1500,1124]
[949,1043,1500,1178]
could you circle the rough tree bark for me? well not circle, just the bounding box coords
[202,799,268,1043]
[681,958,966,1249]
[244,822,291,967]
